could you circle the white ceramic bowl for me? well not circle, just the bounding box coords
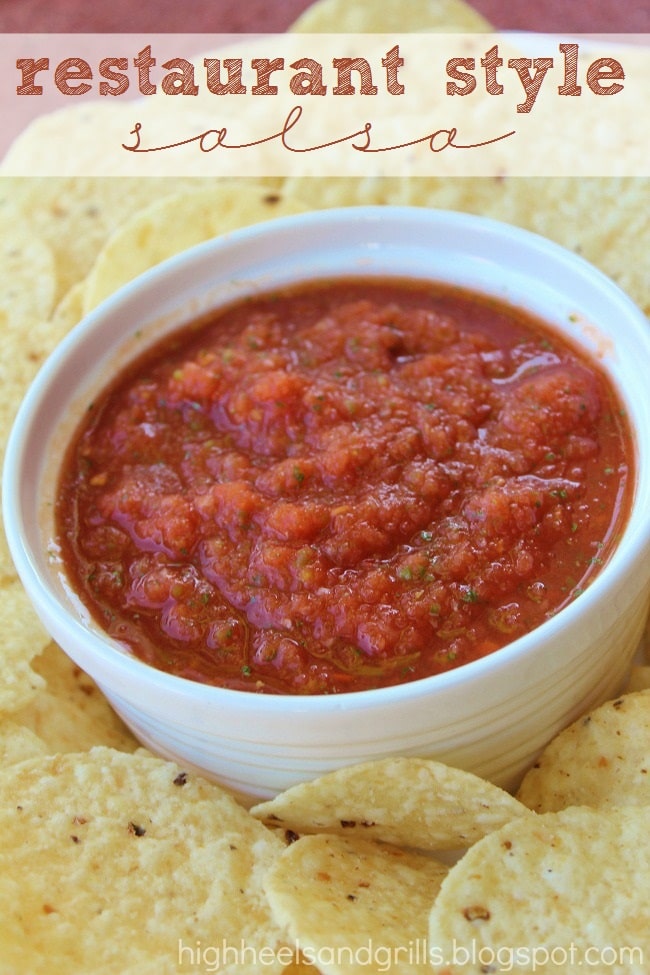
[5,206,650,799]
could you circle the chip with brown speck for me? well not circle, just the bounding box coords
[517,689,650,812]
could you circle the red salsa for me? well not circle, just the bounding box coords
[55,278,632,694]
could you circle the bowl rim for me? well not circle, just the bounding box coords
[4,203,650,714]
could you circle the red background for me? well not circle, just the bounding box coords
[0,0,647,33]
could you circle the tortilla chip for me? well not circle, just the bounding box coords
[12,642,139,754]
[251,757,531,852]
[31,280,86,355]
[290,0,493,32]
[1,177,243,304]
[0,280,87,588]
[0,747,288,974]
[82,182,310,311]
[488,177,650,319]
[0,212,56,333]
[0,717,48,767]
[265,833,447,975]
[516,690,650,813]
[0,581,48,713]
[428,805,650,974]
[0,215,57,580]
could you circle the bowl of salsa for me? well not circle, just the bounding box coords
[5,206,650,797]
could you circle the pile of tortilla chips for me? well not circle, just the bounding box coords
[2,696,650,973]
[0,0,649,970]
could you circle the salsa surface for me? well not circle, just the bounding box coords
[56,278,632,694]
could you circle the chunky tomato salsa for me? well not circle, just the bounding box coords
[55,278,632,694]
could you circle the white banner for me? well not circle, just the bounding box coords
[1,33,648,176]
